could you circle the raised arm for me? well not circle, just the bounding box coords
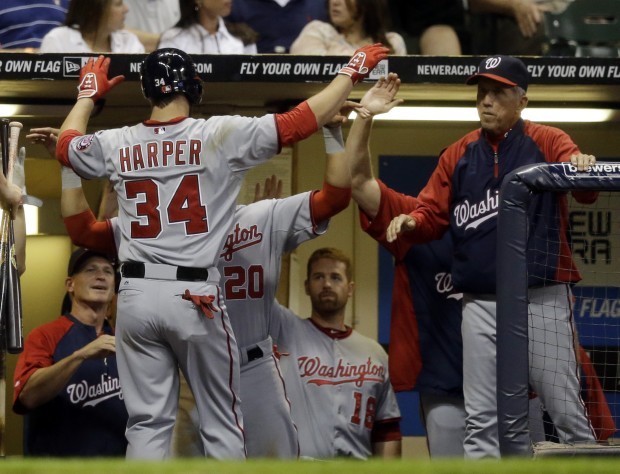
[5,146,28,275]
[348,73,403,219]
[308,44,389,127]
[276,44,389,147]
[0,176,22,211]
[57,56,125,167]
[28,127,117,255]
[308,101,366,222]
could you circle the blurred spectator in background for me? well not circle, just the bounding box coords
[468,0,571,55]
[226,0,327,53]
[124,0,180,52]
[159,0,257,53]
[40,0,144,53]
[387,0,463,55]
[291,0,406,55]
[0,0,69,51]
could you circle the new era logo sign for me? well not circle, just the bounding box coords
[63,57,90,77]
[369,60,388,80]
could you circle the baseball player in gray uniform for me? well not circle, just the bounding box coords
[50,112,355,458]
[54,45,389,459]
[219,125,354,458]
[271,248,402,459]
[171,116,357,457]
[34,109,358,458]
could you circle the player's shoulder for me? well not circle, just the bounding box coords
[271,191,312,214]
[27,316,74,344]
[523,119,568,141]
[233,200,274,225]
[90,125,133,143]
[349,329,388,354]
[439,129,481,163]
[456,129,482,149]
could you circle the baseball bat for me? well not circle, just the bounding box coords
[0,118,7,459]
[0,119,10,344]
[5,121,23,353]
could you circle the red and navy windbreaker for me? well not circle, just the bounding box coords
[361,181,463,394]
[13,314,127,457]
[410,119,598,294]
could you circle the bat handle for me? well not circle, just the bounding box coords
[6,225,23,354]
[8,122,23,184]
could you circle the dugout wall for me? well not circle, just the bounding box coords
[497,161,620,456]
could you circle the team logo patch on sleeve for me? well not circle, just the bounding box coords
[76,134,95,150]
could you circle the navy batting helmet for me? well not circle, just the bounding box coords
[140,48,203,105]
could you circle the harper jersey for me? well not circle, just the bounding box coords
[409,119,598,294]
[62,115,279,270]
[270,302,402,460]
[360,180,463,395]
[13,314,127,457]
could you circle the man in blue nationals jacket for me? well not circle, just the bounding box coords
[13,248,127,456]
[386,56,598,459]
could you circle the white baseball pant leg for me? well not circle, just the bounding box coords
[528,284,595,444]
[116,277,245,460]
[171,373,204,457]
[240,337,299,458]
[419,392,466,458]
[461,293,500,459]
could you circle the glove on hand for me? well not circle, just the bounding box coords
[338,43,390,85]
[77,55,125,101]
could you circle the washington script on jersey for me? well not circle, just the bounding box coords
[66,374,123,408]
[453,188,499,231]
[435,272,463,301]
[220,222,263,262]
[298,356,386,388]
[118,139,202,173]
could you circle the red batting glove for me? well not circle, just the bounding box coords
[77,55,125,101]
[338,43,390,85]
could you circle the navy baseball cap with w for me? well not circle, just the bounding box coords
[67,248,113,276]
[466,55,529,92]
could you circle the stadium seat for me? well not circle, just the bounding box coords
[543,0,620,57]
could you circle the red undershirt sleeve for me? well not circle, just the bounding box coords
[371,418,402,443]
[274,101,318,147]
[63,209,117,257]
[309,181,351,223]
[56,129,83,168]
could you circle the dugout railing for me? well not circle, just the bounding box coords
[497,161,620,457]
